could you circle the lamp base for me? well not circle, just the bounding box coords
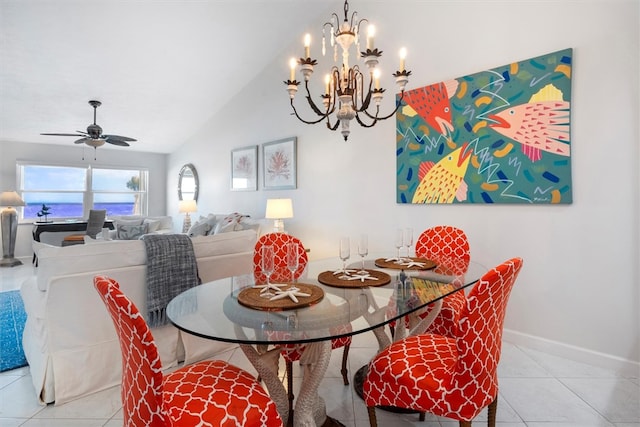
[272,219,286,234]
[0,257,23,268]
[182,213,192,234]
[1,207,21,268]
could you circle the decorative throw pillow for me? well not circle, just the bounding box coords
[115,218,144,229]
[213,212,247,234]
[237,216,261,234]
[201,214,219,235]
[143,218,162,233]
[116,223,148,240]
[187,220,210,237]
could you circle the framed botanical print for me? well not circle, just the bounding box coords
[262,137,297,190]
[230,145,258,191]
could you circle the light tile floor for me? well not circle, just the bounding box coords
[1,262,639,426]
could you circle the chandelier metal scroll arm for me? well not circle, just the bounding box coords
[354,110,380,128]
[361,89,407,122]
[303,79,335,117]
[289,99,331,125]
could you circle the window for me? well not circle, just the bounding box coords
[18,163,148,220]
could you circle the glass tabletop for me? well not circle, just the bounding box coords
[166,255,487,345]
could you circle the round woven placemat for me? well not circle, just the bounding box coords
[237,283,324,311]
[374,257,437,270]
[317,269,391,288]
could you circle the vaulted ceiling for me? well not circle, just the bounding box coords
[0,1,330,153]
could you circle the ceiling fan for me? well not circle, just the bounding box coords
[41,100,136,149]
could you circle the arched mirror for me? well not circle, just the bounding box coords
[178,163,199,202]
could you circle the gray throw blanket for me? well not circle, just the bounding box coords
[142,234,200,327]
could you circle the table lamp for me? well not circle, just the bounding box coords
[1,191,25,267]
[179,199,197,233]
[265,198,293,233]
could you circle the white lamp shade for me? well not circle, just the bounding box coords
[178,199,197,213]
[0,191,25,208]
[265,198,293,219]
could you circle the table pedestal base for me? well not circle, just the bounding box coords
[240,337,337,427]
[285,411,346,427]
[352,365,420,415]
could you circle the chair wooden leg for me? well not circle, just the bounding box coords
[286,361,294,414]
[459,421,472,427]
[487,396,497,427]
[367,406,378,427]
[419,412,425,421]
[341,343,350,385]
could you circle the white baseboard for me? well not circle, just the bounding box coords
[503,328,639,377]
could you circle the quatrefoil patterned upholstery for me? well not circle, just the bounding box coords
[414,225,471,337]
[253,233,352,411]
[253,232,308,283]
[94,275,283,427]
[364,257,523,424]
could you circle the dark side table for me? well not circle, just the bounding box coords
[32,220,114,265]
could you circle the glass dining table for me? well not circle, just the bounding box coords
[166,255,487,427]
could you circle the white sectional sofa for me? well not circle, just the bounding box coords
[101,215,174,240]
[20,228,259,405]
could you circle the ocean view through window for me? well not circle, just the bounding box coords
[18,163,148,220]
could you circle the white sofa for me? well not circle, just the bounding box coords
[20,228,259,405]
[36,215,174,247]
[101,215,174,240]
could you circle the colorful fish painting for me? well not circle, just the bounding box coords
[402,80,459,136]
[488,84,570,162]
[396,48,573,205]
[411,143,472,204]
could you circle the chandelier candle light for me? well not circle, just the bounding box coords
[284,0,411,141]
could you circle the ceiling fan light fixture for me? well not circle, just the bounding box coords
[86,139,106,148]
[40,100,136,151]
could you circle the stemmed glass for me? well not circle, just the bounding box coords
[286,241,299,287]
[339,236,350,277]
[394,229,404,262]
[358,234,368,274]
[261,245,275,297]
[404,227,413,261]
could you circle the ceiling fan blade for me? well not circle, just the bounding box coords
[103,134,136,142]
[74,138,91,144]
[105,139,130,147]
[41,133,84,137]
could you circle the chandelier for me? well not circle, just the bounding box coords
[284,0,411,141]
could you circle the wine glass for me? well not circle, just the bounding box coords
[357,234,368,274]
[394,229,404,262]
[286,241,299,286]
[261,245,275,296]
[339,236,350,276]
[404,227,413,260]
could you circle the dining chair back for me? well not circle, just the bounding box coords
[253,232,308,283]
[415,225,470,274]
[364,257,523,427]
[94,275,283,427]
[252,232,351,415]
[414,225,471,337]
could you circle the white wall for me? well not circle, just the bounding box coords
[168,1,639,372]
[0,141,168,256]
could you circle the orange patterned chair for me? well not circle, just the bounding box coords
[253,232,352,413]
[94,275,283,427]
[363,257,523,427]
[388,225,471,338]
[413,225,471,336]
